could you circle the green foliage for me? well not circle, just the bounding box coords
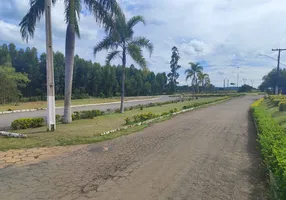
[259,68,286,94]
[72,109,104,120]
[251,98,286,198]
[56,114,63,123]
[0,43,166,103]
[11,117,44,130]
[279,102,286,112]
[238,84,253,92]
[168,46,181,93]
[132,112,158,123]
[124,117,131,125]
[0,63,29,104]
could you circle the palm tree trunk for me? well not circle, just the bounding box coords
[120,47,126,113]
[63,23,75,123]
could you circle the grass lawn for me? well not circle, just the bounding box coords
[0,96,155,112]
[0,97,224,151]
[261,98,286,129]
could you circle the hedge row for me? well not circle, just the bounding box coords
[125,97,229,125]
[11,117,44,130]
[268,95,286,109]
[251,98,286,199]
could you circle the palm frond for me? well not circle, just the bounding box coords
[131,37,153,56]
[19,0,45,42]
[94,35,117,56]
[127,16,145,29]
[106,50,121,65]
[127,44,147,69]
[185,69,194,75]
[84,0,124,27]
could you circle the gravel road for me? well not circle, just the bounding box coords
[0,95,267,200]
[0,95,176,130]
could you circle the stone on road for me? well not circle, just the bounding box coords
[0,96,267,200]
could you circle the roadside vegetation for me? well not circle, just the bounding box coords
[251,95,286,199]
[0,97,228,151]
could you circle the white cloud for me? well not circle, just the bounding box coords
[1,0,286,88]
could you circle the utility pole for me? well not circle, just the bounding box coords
[45,0,56,131]
[272,48,286,95]
[251,80,254,88]
[243,78,247,85]
[237,67,240,90]
[227,79,229,88]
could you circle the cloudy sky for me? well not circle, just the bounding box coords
[1,0,286,87]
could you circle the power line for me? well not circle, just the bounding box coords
[259,53,286,67]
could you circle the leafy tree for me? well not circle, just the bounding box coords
[238,84,253,93]
[168,46,181,94]
[185,62,203,94]
[259,68,286,94]
[20,0,123,123]
[0,63,29,104]
[94,15,153,113]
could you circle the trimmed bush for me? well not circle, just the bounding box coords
[132,112,158,123]
[251,98,286,198]
[72,109,104,120]
[279,102,286,112]
[11,117,44,130]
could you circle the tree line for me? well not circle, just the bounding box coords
[0,43,167,103]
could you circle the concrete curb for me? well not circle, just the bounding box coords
[0,98,160,115]
[0,131,27,138]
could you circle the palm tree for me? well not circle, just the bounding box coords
[198,72,210,93]
[94,15,153,113]
[185,62,203,93]
[20,0,122,123]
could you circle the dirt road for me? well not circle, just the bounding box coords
[0,96,267,200]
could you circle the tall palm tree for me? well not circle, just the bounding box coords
[20,0,122,123]
[198,72,210,93]
[94,15,153,113]
[185,62,203,93]
[198,72,210,86]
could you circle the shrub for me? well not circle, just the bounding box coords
[115,108,121,113]
[7,108,12,111]
[279,102,286,112]
[11,117,44,130]
[124,117,131,125]
[161,112,169,116]
[251,98,286,198]
[132,112,157,123]
[72,109,104,120]
[56,114,62,123]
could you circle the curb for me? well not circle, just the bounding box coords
[0,98,160,115]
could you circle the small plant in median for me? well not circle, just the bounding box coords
[11,118,44,130]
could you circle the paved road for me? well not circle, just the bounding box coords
[0,96,267,200]
[0,96,176,130]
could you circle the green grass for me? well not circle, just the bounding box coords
[0,97,224,151]
[261,98,286,128]
[0,96,155,112]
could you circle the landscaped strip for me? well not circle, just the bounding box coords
[0,96,237,151]
[251,97,286,199]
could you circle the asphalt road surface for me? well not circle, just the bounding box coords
[0,96,267,200]
[0,95,176,130]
